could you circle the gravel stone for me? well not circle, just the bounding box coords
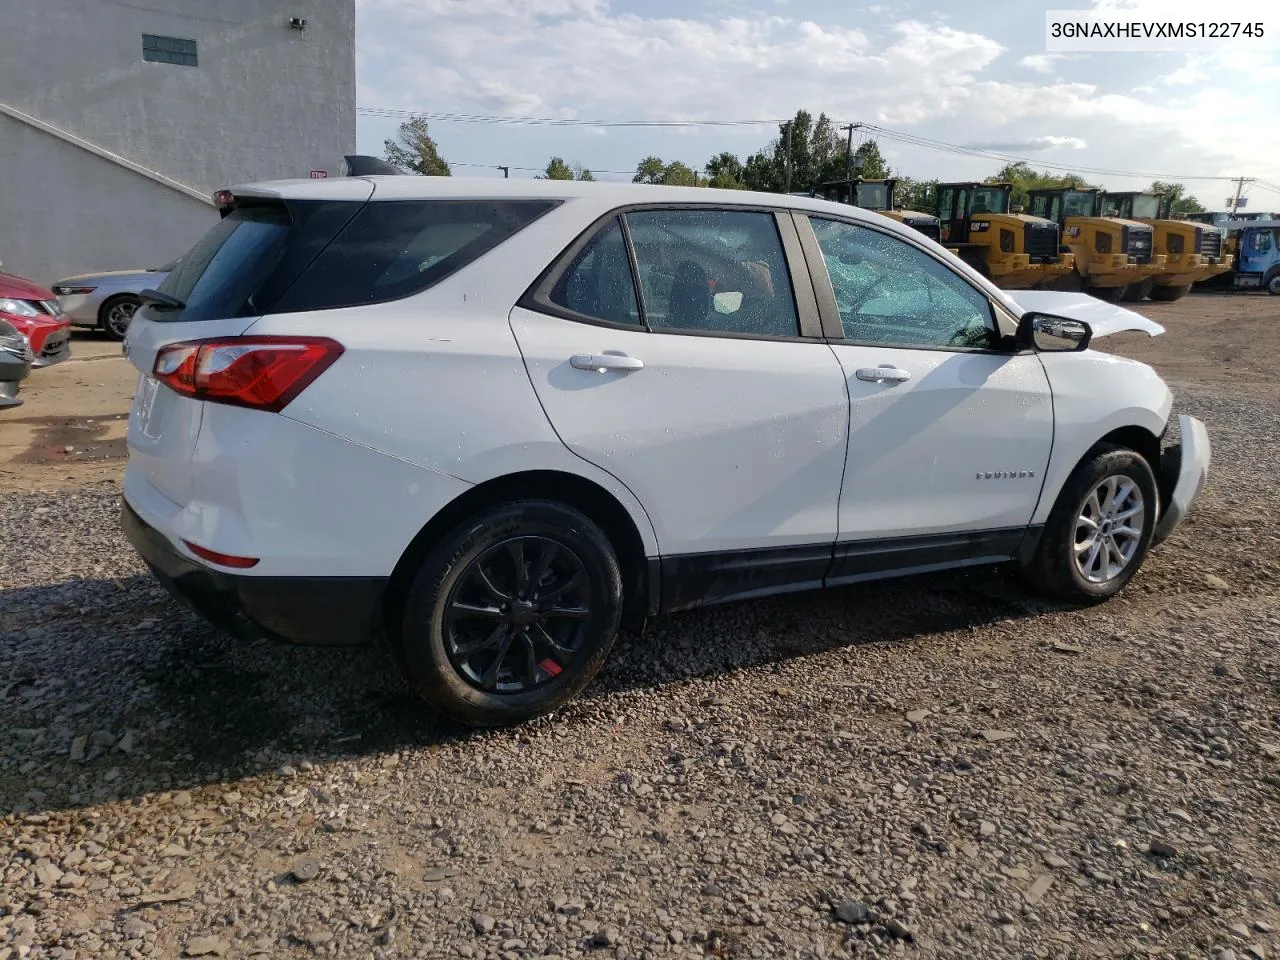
[3,301,1280,960]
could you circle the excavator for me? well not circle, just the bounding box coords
[1098,192,1232,301]
[933,182,1075,288]
[1026,188,1166,300]
[810,178,942,242]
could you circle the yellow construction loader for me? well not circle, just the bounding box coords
[811,178,942,242]
[1099,192,1232,301]
[934,182,1075,288]
[1027,188,1166,300]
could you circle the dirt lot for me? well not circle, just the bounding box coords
[2,295,1279,960]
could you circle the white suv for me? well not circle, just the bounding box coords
[121,177,1210,725]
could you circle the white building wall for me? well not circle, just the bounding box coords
[0,115,216,284]
[0,0,355,283]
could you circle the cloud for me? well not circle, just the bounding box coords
[1019,53,1064,73]
[966,136,1089,152]
[355,0,1280,183]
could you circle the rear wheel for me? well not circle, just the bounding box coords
[397,500,623,726]
[1023,444,1157,602]
[1149,284,1191,302]
[99,295,140,341]
[1120,279,1153,302]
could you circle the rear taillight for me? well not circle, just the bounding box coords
[181,540,260,569]
[152,336,343,412]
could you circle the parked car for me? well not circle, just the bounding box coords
[121,178,1210,726]
[53,259,179,340]
[0,264,71,367]
[0,317,33,409]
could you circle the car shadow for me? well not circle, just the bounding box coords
[1,565,1060,816]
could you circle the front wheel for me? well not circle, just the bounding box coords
[1149,284,1191,302]
[1120,279,1153,302]
[99,295,140,341]
[1265,268,1280,296]
[1023,444,1158,602]
[397,500,623,726]
[1084,281,1125,302]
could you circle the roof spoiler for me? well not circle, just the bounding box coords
[341,155,406,177]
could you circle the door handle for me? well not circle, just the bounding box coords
[855,364,911,383]
[570,354,645,373]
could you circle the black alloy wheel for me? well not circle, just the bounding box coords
[444,535,592,693]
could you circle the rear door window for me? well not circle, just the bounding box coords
[623,209,800,338]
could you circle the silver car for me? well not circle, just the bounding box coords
[53,259,179,340]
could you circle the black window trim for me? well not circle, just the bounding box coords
[518,202,826,343]
[791,211,1023,355]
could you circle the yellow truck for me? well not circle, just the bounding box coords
[934,182,1075,288]
[1027,188,1166,301]
[811,178,942,242]
[1099,192,1232,301]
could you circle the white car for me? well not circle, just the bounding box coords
[120,177,1210,725]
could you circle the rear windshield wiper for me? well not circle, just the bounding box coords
[138,289,186,311]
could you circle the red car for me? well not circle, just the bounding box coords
[0,267,72,368]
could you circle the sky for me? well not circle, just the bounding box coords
[353,0,1280,210]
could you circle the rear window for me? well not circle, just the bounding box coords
[274,199,558,313]
[153,205,291,323]
[148,198,557,322]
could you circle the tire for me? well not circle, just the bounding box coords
[1085,283,1124,302]
[1045,269,1083,292]
[397,500,623,726]
[1022,444,1158,602]
[99,295,141,341]
[1120,279,1153,302]
[1149,284,1191,302]
[1265,268,1280,296]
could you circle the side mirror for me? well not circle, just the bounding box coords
[1018,312,1092,352]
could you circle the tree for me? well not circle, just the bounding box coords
[575,165,595,182]
[850,140,890,180]
[541,156,575,180]
[1148,181,1204,214]
[987,161,1093,209]
[633,156,667,184]
[896,177,938,214]
[633,156,700,186]
[382,116,451,176]
[705,151,745,190]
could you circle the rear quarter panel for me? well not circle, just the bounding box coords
[244,196,660,557]
[1033,349,1173,525]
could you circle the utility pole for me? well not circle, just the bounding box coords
[1228,176,1252,213]
[841,122,861,181]
[498,165,510,179]
[784,123,793,194]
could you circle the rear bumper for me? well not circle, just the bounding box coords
[122,498,385,646]
[1153,415,1210,545]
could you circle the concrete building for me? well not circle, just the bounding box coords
[0,0,356,285]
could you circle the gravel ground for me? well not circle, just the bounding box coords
[3,299,1280,960]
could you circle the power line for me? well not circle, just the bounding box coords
[362,106,1276,184]
[855,123,1251,182]
[358,107,780,128]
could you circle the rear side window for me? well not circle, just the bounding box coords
[149,198,557,322]
[547,217,641,326]
[274,199,557,313]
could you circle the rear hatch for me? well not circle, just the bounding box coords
[125,181,375,505]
